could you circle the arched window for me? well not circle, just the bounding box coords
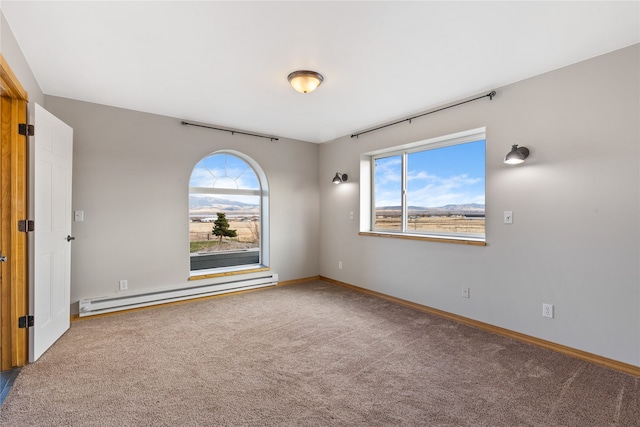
[189,151,269,275]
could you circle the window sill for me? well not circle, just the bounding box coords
[189,265,270,281]
[359,231,486,246]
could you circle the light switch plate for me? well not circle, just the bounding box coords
[504,211,513,224]
[74,210,84,222]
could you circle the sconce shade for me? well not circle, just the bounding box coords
[332,172,348,184]
[504,145,530,165]
[288,70,324,94]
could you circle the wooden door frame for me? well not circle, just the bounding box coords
[0,53,29,370]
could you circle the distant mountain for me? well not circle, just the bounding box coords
[189,196,257,209]
[434,203,485,212]
[189,196,259,216]
[377,203,485,215]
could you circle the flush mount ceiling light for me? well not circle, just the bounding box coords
[287,70,324,94]
[504,144,530,165]
[332,172,348,184]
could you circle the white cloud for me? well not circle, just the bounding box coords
[376,171,484,208]
[408,173,484,207]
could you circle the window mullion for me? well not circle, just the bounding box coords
[370,159,376,230]
[402,152,408,232]
[189,187,260,196]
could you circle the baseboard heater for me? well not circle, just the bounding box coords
[79,273,278,317]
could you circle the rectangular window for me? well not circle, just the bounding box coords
[365,128,485,243]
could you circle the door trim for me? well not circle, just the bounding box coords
[0,53,29,370]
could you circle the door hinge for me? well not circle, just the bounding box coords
[18,315,34,328]
[18,123,35,137]
[18,220,35,232]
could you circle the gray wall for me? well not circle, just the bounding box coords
[319,44,640,367]
[1,11,44,109]
[44,97,320,312]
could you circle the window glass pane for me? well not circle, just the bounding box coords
[374,155,402,230]
[406,140,485,236]
[189,195,260,253]
[190,153,259,190]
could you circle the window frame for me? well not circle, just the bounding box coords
[361,128,486,246]
[188,150,270,278]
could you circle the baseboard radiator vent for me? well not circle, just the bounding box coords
[79,273,278,317]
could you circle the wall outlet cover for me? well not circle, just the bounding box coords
[542,303,554,318]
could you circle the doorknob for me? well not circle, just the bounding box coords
[66,235,75,242]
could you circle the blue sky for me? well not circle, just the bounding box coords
[375,140,485,208]
[189,154,260,205]
[190,154,259,190]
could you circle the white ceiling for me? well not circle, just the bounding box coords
[1,1,638,143]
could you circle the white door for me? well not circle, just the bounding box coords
[30,104,73,362]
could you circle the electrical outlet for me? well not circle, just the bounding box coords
[119,279,128,291]
[462,287,470,298]
[542,303,554,318]
[504,211,513,224]
[338,261,343,270]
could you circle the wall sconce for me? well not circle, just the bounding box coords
[288,70,324,94]
[504,144,530,165]
[332,172,348,184]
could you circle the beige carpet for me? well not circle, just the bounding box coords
[1,280,638,426]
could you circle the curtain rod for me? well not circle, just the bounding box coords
[351,90,497,139]
[181,121,279,141]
